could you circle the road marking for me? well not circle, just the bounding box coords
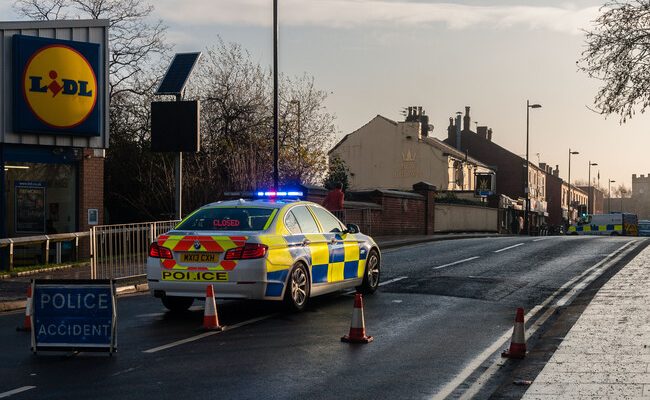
[0,386,36,399]
[493,243,524,253]
[433,239,642,400]
[433,256,479,270]
[379,276,408,286]
[142,313,280,354]
[533,237,550,242]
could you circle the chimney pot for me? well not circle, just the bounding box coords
[463,106,471,132]
[487,128,492,141]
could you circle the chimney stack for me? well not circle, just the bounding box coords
[447,117,455,142]
[487,128,492,142]
[477,126,488,139]
[455,112,462,150]
[463,106,471,132]
[554,165,560,177]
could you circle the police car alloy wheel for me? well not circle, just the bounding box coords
[357,249,380,294]
[286,263,310,311]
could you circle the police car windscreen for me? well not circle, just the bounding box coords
[176,207,275,231]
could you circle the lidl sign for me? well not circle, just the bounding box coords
[13,35,101,136]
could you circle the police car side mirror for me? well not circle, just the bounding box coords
[345,223,360,234]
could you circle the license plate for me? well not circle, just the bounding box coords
[181,253,219,263]
[161,270,228,282]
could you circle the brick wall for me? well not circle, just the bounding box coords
[78,149,104,257]
[307,185,435,236]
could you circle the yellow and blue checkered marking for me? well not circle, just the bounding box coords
[569,224,622,233]
[260,232,372,298]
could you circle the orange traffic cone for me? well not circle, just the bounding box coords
[502,307,526,359]
[341,293,373,344]
[17,285,32,332]
[203,285,222,331]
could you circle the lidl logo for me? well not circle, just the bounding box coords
[13,35,102,136]
[23,45,97,129]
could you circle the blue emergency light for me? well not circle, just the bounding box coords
[256,190,304,198]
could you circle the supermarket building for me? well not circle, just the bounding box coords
[0,19,108,242]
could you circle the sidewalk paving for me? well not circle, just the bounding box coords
[0,232,502,311]
[523,244,650,399]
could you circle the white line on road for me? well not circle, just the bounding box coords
[378,276,408,286]
[433,239,641,400]
[493,243,524,253]
[344,276,408,295]
[145,275,410,352]
[0,386,36,399]
[433,257,479,270]
[533,237,550,242]
[142,313,281,354]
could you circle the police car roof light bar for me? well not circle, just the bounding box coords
[256,190,304,198]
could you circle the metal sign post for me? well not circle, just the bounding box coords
[152,52,202,220]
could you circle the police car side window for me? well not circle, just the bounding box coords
[285,211,302,234]
[291,206,319,233]
[310,206,344,233]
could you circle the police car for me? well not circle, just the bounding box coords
[147,193,381,312]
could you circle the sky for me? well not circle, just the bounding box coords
[3,0,647,190]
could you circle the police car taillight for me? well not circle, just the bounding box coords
[224,243,268,260]
[149,242,173,259]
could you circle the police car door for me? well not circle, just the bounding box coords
[309,206,361,284]
[289,206,330,286]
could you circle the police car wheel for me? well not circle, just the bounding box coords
[162,296,194,312]
[285,263,310,312]
[357,249,380,295]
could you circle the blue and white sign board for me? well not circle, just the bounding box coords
[31,279,117,354]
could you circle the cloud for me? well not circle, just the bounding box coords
[154,0,600,35]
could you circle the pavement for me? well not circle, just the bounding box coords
[522,242,650,399]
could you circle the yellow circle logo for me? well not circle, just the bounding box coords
[23,45,97,129]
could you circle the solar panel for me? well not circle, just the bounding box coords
[155,52,202,95]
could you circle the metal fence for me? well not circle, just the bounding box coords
[0,232,89,270]
[90,220,179,279]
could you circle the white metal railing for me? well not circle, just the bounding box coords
[0,232,89,270]
[90,220,180,279]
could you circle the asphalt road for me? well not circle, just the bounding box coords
[0,236,644,400]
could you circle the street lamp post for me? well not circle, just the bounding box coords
[272,0,280,191]
[588,161,598,214]
[608,179,616,212]
[525,100,542,235]
[568,149,579,225]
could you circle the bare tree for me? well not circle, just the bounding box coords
[612,183,632,198]
[13,0,68,20]
[13,0,170,98]
[579,1,650,122]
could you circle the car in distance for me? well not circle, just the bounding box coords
[147,197,381,312]
[638,220,650,237]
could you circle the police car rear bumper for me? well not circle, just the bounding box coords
[146,257,285,301]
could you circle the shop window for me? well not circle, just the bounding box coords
[4,162,76,236]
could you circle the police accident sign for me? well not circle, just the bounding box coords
[31,279,117,354]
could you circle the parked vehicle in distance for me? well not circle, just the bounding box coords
[568,213,638,236]
[638,220,650,237]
